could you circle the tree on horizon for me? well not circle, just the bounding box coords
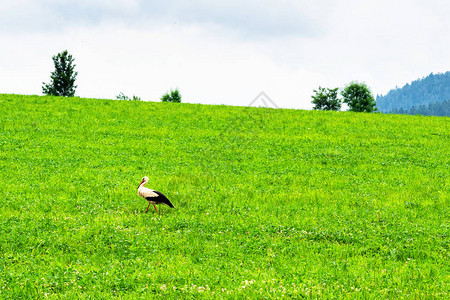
[42,50,78,97]
[341,82,377,112]
[311,87,341,111]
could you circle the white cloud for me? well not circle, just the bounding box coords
[151,0,323,38]
[0,0,323,39]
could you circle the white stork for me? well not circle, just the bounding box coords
[137,176,175,213]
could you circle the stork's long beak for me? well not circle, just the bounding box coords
[138,180,144,189]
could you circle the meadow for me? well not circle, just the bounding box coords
[0,94,448,298]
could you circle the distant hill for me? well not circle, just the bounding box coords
[376,72,450,116]
[390,100,450,117]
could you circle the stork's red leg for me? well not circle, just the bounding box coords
[153,204,158,214]
[145,202,151,213]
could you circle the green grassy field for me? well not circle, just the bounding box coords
[0,94,448,298]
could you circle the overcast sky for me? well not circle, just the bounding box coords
[1,0,449,109]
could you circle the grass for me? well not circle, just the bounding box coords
[0,94,448,298]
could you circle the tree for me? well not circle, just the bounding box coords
[42,50,78,97]
[161,88,182,103]
[311,87,341,111]
[341,82,377,112]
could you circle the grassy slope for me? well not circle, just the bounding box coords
[0,94,448,298]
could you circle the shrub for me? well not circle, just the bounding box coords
[161,88,182,103]
[116,92,141,101]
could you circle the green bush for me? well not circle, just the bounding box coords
[161,88,182,103]
[116,92,141,101]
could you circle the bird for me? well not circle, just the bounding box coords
[137,176,174,213]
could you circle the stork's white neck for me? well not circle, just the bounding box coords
[139,180,149,188]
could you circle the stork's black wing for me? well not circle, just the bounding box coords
[146,190,175,208]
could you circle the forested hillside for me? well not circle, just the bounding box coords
[376,72,450,116]
[390,100,450,117]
